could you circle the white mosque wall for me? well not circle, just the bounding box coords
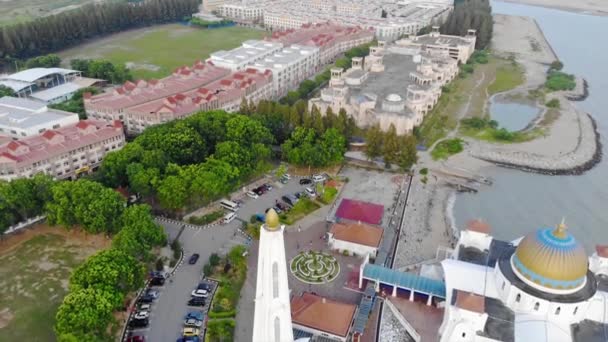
[328,236,378,259]
[457,230,493,252]
[438,308,490,342]
[589,253,608,276]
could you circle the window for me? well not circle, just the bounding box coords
[555,307,561,315]
[274,317,280,342]
[534,302,539,311]
[272,262,279,299]
[574,307,578,315]
[515,294,521,302]
[501,281,505,290]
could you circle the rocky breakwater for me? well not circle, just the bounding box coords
[469,99,601,175]
[563,77,589,101]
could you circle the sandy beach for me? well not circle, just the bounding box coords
[497,0,608,16]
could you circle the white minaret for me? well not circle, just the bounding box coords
[252,209,294,342]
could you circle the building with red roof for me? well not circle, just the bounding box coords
[335,198,384,225]
[0,119,125,180]
[291,292,358,342]
[329,221,384,258]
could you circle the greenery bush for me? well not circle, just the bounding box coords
[419,168,429,175]
[431,138,464,160]
[155,258,164,271]
[282,198,321,225]
[546,98,561,109]
[209,253,221,267]
[190,17,233,28]
[319,186,338,205]
[207,319,235,342]
[545,71,576,91]
[208,309,237,319]
[187,210,224,225]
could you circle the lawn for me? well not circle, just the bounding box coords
[488,58,525,95]
[57,24,266,80]
[0,0,95,26]
[280,198,322,225]
[431,138,464,160]
[0,226,110,341]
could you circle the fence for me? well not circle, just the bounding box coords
[3,215,46,235]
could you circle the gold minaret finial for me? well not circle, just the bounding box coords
[553,217,568,238]
[265,208,280,231]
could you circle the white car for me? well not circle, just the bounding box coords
[282,173,292,180]
[305,187,316,197]
[246,190,259,199]
[184,318,203,327]
[139,303,151,311]
[191,289,209,298]
[312,174,326,183]
[134,311,149,320]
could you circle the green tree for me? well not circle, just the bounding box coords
[382,124,400,167]
[0,85,15,97]
[365,124,384,161]
[126,163,160,198]
[25,54,61,68]
[395,135,418,171]
[113,204,166,260]
[156,175,189,211]
[320,128,347,165]
[275,164,287,179]
[70,249,145,301]
[55,288,116,338]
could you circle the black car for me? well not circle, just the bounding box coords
[188,297,206,307]
[272,205,283,214]
[282,195,299,206]
[299,178,312,185]
[138,294,154,303]
[189,253,200,265]
[276,202,288,211]
[197,282,213,291]
[129,318,149,328]
[150,277,165,286]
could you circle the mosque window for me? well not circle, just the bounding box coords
[515,294,521,302]
[272,262,279,299]
[574,307,578,315]
[534,302,540,311]
[555,307,561,315]
[461,332,466,338]
[501,281,505,290]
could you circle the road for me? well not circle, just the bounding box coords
[141,177,310,342]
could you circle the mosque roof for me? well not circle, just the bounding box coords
[511,223,588,292]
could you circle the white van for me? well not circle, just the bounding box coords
[222,212,236,224]
[312,174,326,183]
[220,199,239,212]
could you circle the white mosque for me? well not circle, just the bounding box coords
[438,220,608,341]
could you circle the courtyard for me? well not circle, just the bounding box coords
[57,24,266,79]
[0,225,110,341]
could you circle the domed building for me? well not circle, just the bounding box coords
[435,221,608,342]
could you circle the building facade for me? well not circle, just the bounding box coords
[291,292,358,342]
[309,31,469,135]
[0,97,79,139]
[328,222,384,259]
[0,120,125,180]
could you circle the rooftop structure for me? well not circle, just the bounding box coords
[0,67,87,102]
[0,120,125,180]
[290,292,358,341]
[0,97,79,139]
[329,221,384,258]
[208,40,284,71]
[335,198,385,225]
[310,32,469,135]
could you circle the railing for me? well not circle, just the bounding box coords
[3,215,46,235]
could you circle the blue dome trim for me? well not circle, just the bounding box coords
[536,227,577,250]
[512,254,586,289]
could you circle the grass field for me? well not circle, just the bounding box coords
[0,0,95,26]
[0,226,110,341]
[58,24,266,80]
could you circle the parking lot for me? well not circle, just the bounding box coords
[129,175,318,342]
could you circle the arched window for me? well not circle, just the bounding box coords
[574,306,578,315]
[555,307,561,315]
[515,293,521,302]
[461,332,466,338]
[501,281,506,290]
[272,262,279,299]
[534,302,540,311]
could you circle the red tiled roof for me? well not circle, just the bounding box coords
[7,141,21,151]
[75,121,90,129]
[596,245,608,258]
[467,219,491,234]
[335,199,384,225]
[291,293,356,338]
[330,222,383,248]
[454,290,485,314]
[41,130,58,140]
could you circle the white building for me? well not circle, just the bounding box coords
[252,209,295,342]
[328,222,384,259]
[252,44,320,98]
[0,97,79,139]
[208,40,283,71]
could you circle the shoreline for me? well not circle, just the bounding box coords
[496,0,608,17]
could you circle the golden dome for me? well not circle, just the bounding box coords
[265,208,280,231]
[511,222,588,291]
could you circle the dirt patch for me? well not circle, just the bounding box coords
[37,261,59,271]
[0,223,111,256]
[125,62,161,71]
[0,308,14,328]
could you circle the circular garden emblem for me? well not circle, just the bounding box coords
[290,251,340,284]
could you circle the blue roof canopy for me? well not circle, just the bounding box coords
[363,264,446,298]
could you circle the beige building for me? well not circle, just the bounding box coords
[0,120,125,180]
[398,26,477,63]
[328,222,384,259]
[309,31,471,135]
[203,0,226,12]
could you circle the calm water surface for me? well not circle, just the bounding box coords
[454,1,608,250]
[490,98,540,131]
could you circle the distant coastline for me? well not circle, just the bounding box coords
[496,0,608,17]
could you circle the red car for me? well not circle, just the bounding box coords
[127,335,145,342]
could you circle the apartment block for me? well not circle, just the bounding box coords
[0,97,79,139]
[0,120,125,180]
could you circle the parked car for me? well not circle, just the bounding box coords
[263,183,273,191]
[187,297,205,307]
[272,205,283,214]
[185,311,204,321]
[127,335,145,342]
[146,289,160,299]
[197,283,212,292]
[256,186,268,194]
[283,173,292,180]
[312,174,326,183]
[305,187,316,197]
[138,294,154,303]
[276,202,289,211]
[189,253,200,265]
[138,303,151,311]
[255,213,265,223]
[149,271,169,279]
[184,317,203,327]
[282,194,299,206]
[280,177,289,184]
[177,337,200,342]
[150,277,165,286]
[134,311,149,320]
[191,289,209,298]
[299,178,312,185]
[183,327,201,337]
[129,318,149,328]
[246,190,259,199]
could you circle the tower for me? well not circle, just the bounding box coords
[252,209,294,342]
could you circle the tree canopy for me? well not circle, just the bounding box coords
[441,0,492,49]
